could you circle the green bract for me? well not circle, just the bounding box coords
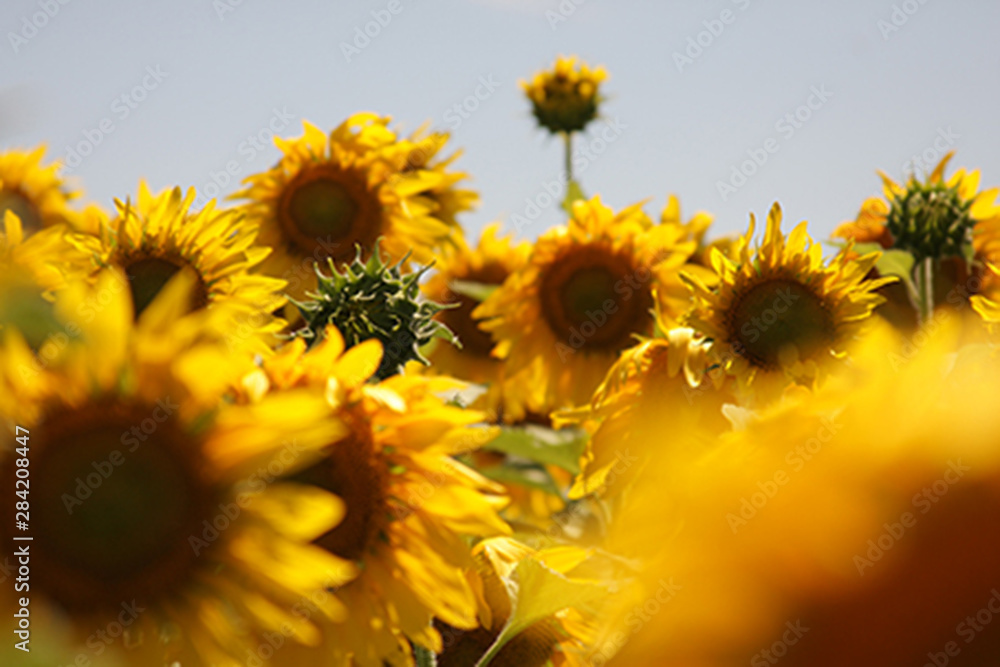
[294,242,458,381]
[885,179,975,262]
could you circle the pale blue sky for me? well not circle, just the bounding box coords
[2,0,997,242]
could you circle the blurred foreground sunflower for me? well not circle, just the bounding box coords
[475,196,701,413]
[243,330,511,666]
[604,317,1000,666]
[0,270,353,667]
[555,327,729,499]
[235,116,460,299]
[684,202,893,402]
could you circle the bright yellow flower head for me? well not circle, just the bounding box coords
[234,115,460,299]
[604,317,1000,666]
[245,328,511,666]
[475,196,700,413]
[684,202,893,401]
[66,182,286,353]
[0,269,353,667]
[423,223,532,422]
[0,145,79,236]
[521,56,608,134]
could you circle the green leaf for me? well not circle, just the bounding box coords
[875,248,917,300]
[475,559,607,667]
[449,279,499,303]
[850,241,885,256]
[961,242,976,266]
[484,425,588,475]
[874,248,915,278]
[561,179,585,213]
[475,460,562,496]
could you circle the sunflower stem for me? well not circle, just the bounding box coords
[475,636,505,667]
[915,256,935,326]
[563,131,574,183]
[414,644,438,667]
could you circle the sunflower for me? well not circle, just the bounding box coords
[834,152,1000,323]
[0,269,354,667]
[0,145,79,236]
[521,56,607,135]
[474,195,699,413]
[1,210,88,292]
[554,327,730,499]
[399,126,479,231]
[684,202,893,401]
[423,223,532,422]
[835,152,1000,262]
[242,328,511,666]
[660,194,734,270]
[234,115,457,300]
[0,210,94,351]
[603,316,1000,666]
[66,182,286,352]
[436,537,610,667]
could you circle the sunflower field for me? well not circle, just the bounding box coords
[3,52,1000,667]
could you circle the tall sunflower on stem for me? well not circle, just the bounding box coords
[834,152,1000,325]
[521,56,607,210]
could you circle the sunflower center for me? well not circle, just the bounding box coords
[278,167,379,263]
[540,247,651,351]
[292,423,387,562]
[18,405,213,612]
[729,279,834,368]
[0,188,42,234]
[441,263,510,358]
[124,256,209,317]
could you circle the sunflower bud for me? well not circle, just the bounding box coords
[294,241,457,380]
[520,55,607,135]
[885,179,975,262]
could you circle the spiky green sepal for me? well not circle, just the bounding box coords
[293,243,458,381]
[886,179,975,263]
